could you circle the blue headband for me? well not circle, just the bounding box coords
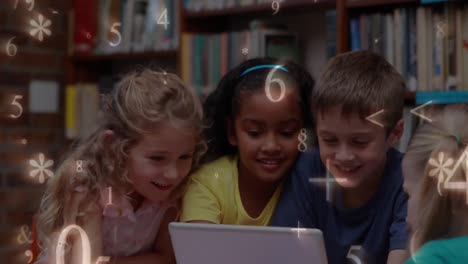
[241,65,289,76]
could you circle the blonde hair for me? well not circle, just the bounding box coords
[37,68,204,250]
[405,104,468,251]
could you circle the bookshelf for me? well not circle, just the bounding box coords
[67,0,468,125]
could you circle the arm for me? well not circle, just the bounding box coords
[179,175,222,224]
[387,186,410,264]
[111,208,178,264]
[387,249,409,264]
[270,152,318,228]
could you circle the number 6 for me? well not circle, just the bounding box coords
[265,66,286,102]
[346,245,362,264]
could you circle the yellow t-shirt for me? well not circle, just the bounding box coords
[180,156,283,226]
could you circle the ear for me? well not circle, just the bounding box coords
[388,119,404,147]
[225,118,238,146]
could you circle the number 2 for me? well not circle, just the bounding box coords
[157,8,169,30]
[10,95,23,119]
[346,245,362,264]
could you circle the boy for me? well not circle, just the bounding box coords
[271,51,409,264]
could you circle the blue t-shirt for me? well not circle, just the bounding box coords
[271,148,408,264]
[405,236,468,264]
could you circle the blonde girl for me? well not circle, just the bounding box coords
[402,104,468,263]
[35,69,204,264]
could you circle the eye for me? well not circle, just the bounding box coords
[149,156,165,161]
[352,139,369,146]
[321,137,337,144]
[280,130,295,137]
[247,130,260,137]
[179,154,193,160]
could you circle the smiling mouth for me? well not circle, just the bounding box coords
[151,181,172,191]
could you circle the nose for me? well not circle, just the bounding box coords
[335,144,355,162]
[261,133,281,153]
[163,164,178,180]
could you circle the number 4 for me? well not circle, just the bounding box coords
[157,8,169,30]
[346,245,362,264]
[444,147,468,204]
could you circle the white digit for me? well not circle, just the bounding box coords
[444,147,468,203]
[10,95,23,118]
[272,1,280,15]
[107,187,112,205]
[157,8,169,30]
[14,0,19,9]
[25,0,34,11]
[56,225,91,264]
[56,224,110,264]
[95,256,110,264]
[265,66,286,102]
[6,37,18,57]
[109,22,122,47]
[346,245,362,264]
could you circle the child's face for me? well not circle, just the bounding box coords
[228,88,303,183]
[126,122,197,203]
[316,106,401,190]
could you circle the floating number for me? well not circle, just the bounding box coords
[10,95,23,119]
[109,22,122,47]
[56,224,110,264]
[6,37,17,57]
[157,8,169,30]
[265,66,286,102]
[443,147,468,203]
[346,245,362,264]
[76,160,83,173]
[272,1,280,15]
[25,0,34,11]
[298,129,308,152]
[107,187,112,205]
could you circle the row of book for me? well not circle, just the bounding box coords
[181,29,300,96]
[350,4,468,92]
[183,0,272,12]
[73,0,179,55]
[65,76,118,139]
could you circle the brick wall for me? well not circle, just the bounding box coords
[0,0,69,263]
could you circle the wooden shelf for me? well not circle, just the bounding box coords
[185,0,335,18]
[347,0,418,8]
[72,50,178,63]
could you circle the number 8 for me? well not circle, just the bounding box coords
[265,66,286,102]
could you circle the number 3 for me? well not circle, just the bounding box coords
[10,95,23,119]
[346,245,362,264]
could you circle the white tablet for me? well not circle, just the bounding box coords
[169,222,328,264]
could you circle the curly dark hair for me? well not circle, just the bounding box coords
[202,57,315,163]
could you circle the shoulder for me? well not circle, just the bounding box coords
[289,149,325,183]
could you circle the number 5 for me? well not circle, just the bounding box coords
[10,95,23,119]
[346,245,362,264]
[265,66,286,102]
[109,22,122,47]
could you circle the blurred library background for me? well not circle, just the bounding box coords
[0,0,467,262]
